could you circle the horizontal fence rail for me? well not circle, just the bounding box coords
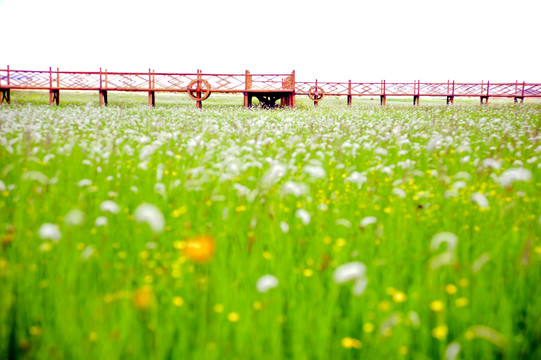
[1,67,540,108]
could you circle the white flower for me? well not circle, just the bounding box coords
[22,171,49,185]
[392,188,406,199]
[154,183,166,197]
[452,181,467,189]
[336,218,352,228]
[345,171,367,188]
[471,192,489,209]
[95,216,108,227]
[281,181,308,197]
[80,245,94,260]
[261,163,286,187]
[303,165,326,179]
[38,223,61,241]
[78,179,92,187]
[482,158,502,170]
[333,262,366,283]
[445,342,461,360]
[360,216,377,228]
[280,221,289,233]
[430,232,458,252]
[0,180,5,191]
[333,262,368,296]
[256,274,279,293]
[100,200,120,214]
[495,168,532,187]
[65,209,85,226]
[454,171,472,181]
[444,189,459,198]
[134,203,165,233]
[295,209,311,225]
[472,253,491,273]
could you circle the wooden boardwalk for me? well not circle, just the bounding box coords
[1,67,540,107]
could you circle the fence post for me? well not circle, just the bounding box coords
[347,80,352,106]
[413,80,420,106]
[244,70,252,108]
[1,65,10,104]
[148,68,155,107]
[380,80,386,105]
[291,70,296,108]
[48,67,59,106]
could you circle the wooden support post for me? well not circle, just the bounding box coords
[479,80,488,104]
[99,90,108,106]
[148,69,155,107]
[380,80,386,106]
[99,68,107,106]
[1,65,10,104]
[1,88,10,104]
[291,70,296,108]
[347,80,352,106]
[49,67,60,105]
[413,80,420,106]
[49,89,60,106]
[314,79,318,107]
[244,70,252,108]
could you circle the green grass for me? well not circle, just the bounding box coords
[1,93,541,359]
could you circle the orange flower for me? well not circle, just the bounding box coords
[133,285,154,310]
[182,235,216,263]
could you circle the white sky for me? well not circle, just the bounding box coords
[1,0,540,82]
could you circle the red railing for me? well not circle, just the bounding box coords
[1,66,540,107]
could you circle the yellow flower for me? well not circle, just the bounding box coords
[341,337,362,349]
[182,235,216,263]
[172,296,184,307]
[378,301,391,312]
[363,322,375,333]
[392,291,407,303]
[303,269,313,277]
[455,297,469,307]
[445,284,458,295]
[430,300,445,312]
[214,304,224,313]
[227,312,240,323]
[431,325,448,340]
[398,346,409,356]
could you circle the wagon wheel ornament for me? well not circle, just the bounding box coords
[187,79,211,101]
[308,86,325,102]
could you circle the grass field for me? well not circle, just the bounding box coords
[1,93,541,359]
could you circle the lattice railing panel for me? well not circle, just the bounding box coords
[453,83,485,96]
[153,74,196,91]
[203,74,245,91]
[418,83,450,96]
[524,84,541,96]
[104,73,150,90]
[58,72,100,89]
[2,70,51,89]
[385,83,416,95]
[351,83,382,96]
